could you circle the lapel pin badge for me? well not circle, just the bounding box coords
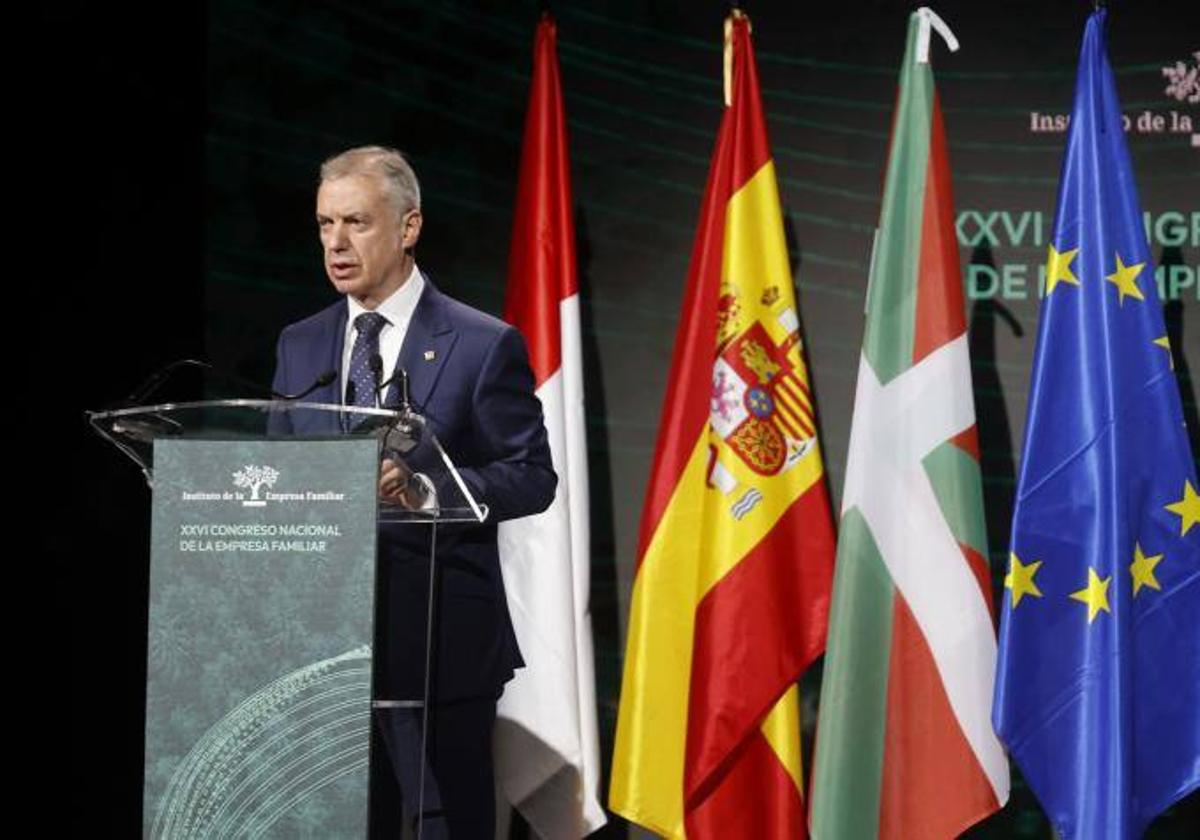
[423,350,436,361]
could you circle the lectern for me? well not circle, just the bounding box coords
[89,399,485,839]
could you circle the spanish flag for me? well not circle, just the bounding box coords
[610,11,836,838]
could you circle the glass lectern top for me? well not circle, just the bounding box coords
[88,399,487,524]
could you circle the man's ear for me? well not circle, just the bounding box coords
[401,209,423,251]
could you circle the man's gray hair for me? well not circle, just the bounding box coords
[320,146,422,217]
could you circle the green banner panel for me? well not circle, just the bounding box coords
[144,438,379,839]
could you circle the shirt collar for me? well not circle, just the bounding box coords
[346,263,424,329]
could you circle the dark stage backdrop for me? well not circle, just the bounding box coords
[68,0,1198,835]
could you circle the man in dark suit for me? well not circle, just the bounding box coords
[270,146,556,838]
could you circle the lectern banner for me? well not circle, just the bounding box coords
[144,438,379,839]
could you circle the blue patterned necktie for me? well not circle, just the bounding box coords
[347,312,389,418]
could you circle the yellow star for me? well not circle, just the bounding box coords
[1045,244,1081,296]
[1154,336,1173,369]
[1070,567,1112,623]
[1129,543,1163,596]
[1106,253,1146,305]
[1165,480,1200,536]
[1004,552,1043,608]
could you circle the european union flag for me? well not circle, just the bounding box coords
[992,9,1200,839]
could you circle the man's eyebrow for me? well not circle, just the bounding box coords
[315,211,372,223]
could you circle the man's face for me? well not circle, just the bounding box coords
[316,173,422,309]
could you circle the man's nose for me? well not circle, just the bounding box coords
[326,223,350,250]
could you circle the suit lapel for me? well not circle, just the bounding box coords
[388,277,457,414]
[327,303,349,404]
[306,303,347,433]
[280,302,346,435]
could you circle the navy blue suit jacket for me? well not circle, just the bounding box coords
[270,277,556,702]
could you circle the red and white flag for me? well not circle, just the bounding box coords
[496,14,605,838]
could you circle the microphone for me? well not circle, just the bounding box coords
[273,369,337,401]
[376,367,412,411]
[379,365,423,456]
[398,368,411,411]
[124,359,213,405]
[369,354,384,408]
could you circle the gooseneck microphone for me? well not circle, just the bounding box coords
[272,369,337,401]
[124,359,213,404]
[369,354,385,408]
[398,368,411,411]
[376,367,412,411]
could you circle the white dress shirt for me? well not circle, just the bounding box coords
[341,264,425,404]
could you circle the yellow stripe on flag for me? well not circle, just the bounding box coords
[723,162,794,350]
[610,435,709,837]
[761,685,805,795]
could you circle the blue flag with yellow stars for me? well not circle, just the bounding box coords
[992,8,1200,839]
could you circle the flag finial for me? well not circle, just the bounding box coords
[915,7,959,64]
[723,9,751,107]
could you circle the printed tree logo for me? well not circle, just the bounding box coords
[233,465,280,507]
[1162,52,1200,104]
